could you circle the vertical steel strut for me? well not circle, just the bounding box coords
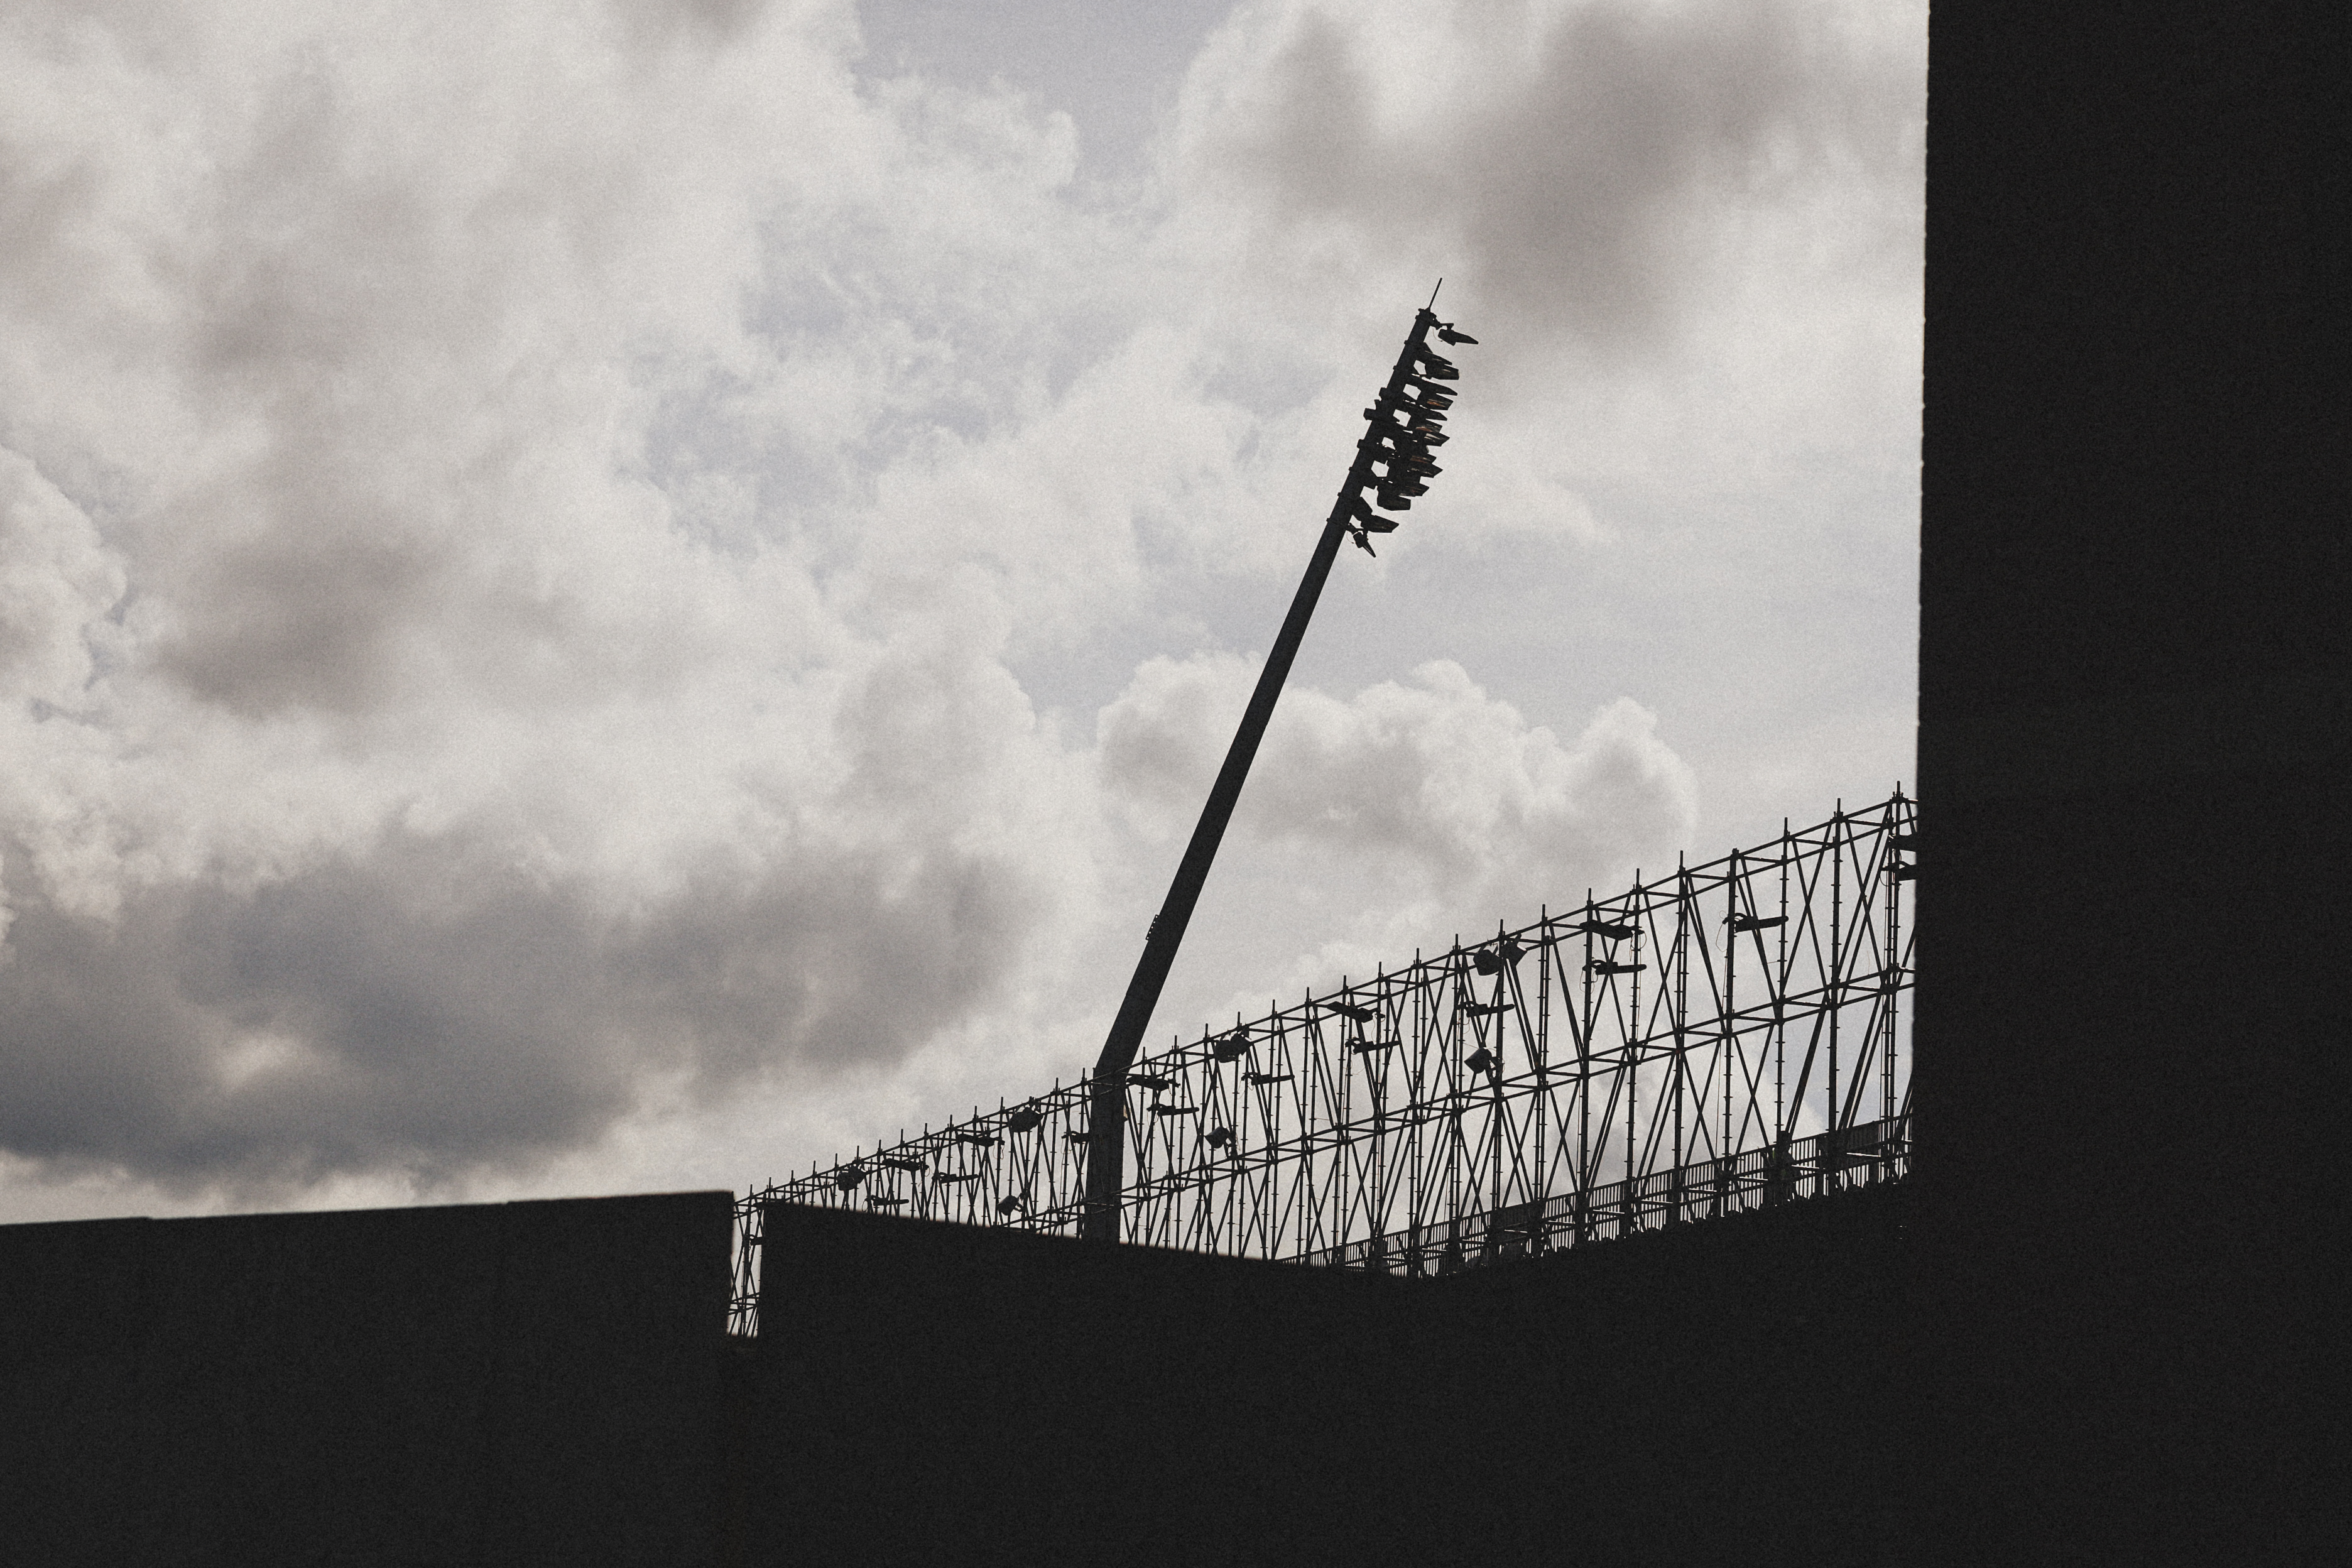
[1079,305,1465,1241]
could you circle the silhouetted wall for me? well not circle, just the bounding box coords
[747,1198,1420,1560]
[1426,1181,1907,1559]
[1916,3,2343,1562]
[749,1185,1906,1563]
[0,1192,732,1567]
[4,1182,1905,1565]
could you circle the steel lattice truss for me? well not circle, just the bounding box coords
[732,793,1916,1332]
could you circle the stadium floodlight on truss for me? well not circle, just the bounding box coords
[1073,295,1479,1242]
[731,793,1917,1335]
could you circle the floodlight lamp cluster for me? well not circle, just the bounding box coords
[1343,309,1478,556]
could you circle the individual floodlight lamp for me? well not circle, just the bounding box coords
[1473,937,1526,975]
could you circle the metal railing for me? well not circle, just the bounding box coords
[732,793,1915,1332]
[1298,1114,1908,1272]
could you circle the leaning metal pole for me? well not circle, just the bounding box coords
[1079,303,1473,1240]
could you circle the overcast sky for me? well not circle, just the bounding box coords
[0,0,1923,1222]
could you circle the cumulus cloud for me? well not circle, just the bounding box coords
[0,0,1915,1211]
[0,0,1099,1198]
[1100,652,1694,948]
[0,451,121,721]
[1179,0,1922,361]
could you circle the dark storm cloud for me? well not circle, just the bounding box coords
[1203,0,1919,356]
[0,821,1037,1195]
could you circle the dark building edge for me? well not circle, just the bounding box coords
[1915,2,2346,1561]
[1,1192,734,1567]
[749,1182,1908,1563]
